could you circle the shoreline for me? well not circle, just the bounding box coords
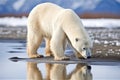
[0,26,120,59]
[9,56,120,65]
[0,39,120,60]
[0,26,120,39]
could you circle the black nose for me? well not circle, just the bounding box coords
[87,65,91,70]
[87,56,91,59]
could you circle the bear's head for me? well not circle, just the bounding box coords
[72,37,93,59]
[73,64,92,80]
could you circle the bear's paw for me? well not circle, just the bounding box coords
[29,54,44,58]
[54,56,70,61]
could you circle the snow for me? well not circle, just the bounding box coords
[13,0,25,11]
[94,40,120,47]
[0,17,120,27]
[94,39,100,44]
[114,41,120,46]
[104,40,109,44]
[116,0,120,3]
[72,0,101,10]
[0,17,27,27]
[82,19,120,27]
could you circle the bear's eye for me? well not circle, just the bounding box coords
[75,38,79,42]
[83,48,86,50]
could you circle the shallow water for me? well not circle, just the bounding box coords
[0,40,120,80]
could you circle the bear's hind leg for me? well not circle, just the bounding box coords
[45,38,53,57]
[27,32,43,58]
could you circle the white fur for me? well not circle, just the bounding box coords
[69,64,92,80]
[27,2,92,60]
[27,62,42,80]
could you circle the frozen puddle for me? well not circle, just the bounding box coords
[0,40,120,80]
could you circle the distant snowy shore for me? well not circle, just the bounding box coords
[0,17,27,27]
[0,17,120,27]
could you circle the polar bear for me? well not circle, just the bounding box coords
[27,2,92,60]
[47,64,66,80]
[27,62,43,80]
[68,64,92,80]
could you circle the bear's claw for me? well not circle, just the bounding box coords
[29,54,44,58]
[36,55,44,58]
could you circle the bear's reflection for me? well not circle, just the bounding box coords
[46,64,66,80]
[67,64,92,80]
[27,62,92,80]
[27,62,43,80]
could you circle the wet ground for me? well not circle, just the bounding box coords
[0,40,120,80]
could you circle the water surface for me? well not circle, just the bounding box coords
[0,40,120,80]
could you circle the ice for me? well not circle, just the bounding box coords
[0,17,27,27]
[115,41,120,46]
[82,19,120,27]
[104,40,109,45]
[0,17,120,28]
[94,39,100,44]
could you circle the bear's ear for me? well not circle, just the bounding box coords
[75,38,79,42]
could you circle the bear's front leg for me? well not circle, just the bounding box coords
[50,29,70,60]
[51,40,69,60]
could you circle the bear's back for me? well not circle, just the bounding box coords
[27,3,65,38]
[28,2,64,20]
[28,3,64,30]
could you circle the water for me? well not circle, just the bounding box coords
[0,40,120,80]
